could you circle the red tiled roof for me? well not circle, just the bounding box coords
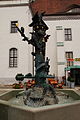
[30,0,80,15]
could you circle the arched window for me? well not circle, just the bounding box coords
[9,48,18,67]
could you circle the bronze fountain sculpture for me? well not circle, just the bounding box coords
[16,12,58,107]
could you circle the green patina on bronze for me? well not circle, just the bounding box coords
[15,12,52,86]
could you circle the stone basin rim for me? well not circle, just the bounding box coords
[0,99,80,113]
[0,92,80,113]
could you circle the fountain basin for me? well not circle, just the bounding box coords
[0,89,80,120]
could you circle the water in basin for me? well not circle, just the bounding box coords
[8,90,76,107]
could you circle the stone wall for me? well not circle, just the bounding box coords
[0,99,80,120]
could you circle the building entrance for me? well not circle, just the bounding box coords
[71,68,80,85]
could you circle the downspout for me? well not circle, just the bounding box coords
[28,0,35,75]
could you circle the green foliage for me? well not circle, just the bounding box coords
[13,83,21,89]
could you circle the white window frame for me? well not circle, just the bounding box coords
[9,48,18,67]
[11,21,18,33]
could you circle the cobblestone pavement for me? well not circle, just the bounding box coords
[0,90,8,94]
[74,87,80,95]
[0,84,13,94]
[0,84,13,89]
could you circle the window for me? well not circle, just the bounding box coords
[9,48,18,67]
[65,52,73,67]
[72,8,80,13]
[64,28,72,41]
[67,8,80,13]
[11,21,18,33]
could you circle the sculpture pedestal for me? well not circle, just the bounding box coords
[24,86,58,107]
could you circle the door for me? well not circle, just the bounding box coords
[70,68,80,85]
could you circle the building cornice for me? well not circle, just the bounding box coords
[0,0,29,8]
[43,14,80,21]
